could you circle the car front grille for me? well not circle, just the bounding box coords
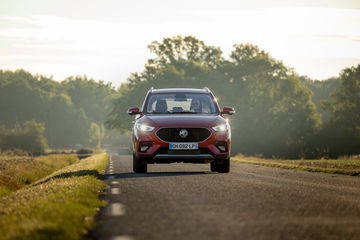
[156,128,211,142]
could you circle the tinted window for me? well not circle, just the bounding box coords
[145,93,219,114]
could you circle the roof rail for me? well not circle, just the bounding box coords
[203,87,210,92]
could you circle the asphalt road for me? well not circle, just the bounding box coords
[90,153,360,240]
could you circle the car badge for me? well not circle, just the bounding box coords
[179,129,188,138]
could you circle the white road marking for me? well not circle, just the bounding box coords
[111,235,133,240]
[111,180,119,185]
[111,188,121,195]
[108,203,125,216]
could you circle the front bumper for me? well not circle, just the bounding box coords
[133,127,231,163]
[154,154,214,160]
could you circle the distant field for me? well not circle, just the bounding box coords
[0,154,78,197]
[0,153,108,240]
[232,155,360,176]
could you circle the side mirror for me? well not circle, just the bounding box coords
[221,107,235,115]
[127,107,141,115]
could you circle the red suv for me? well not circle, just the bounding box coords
[127,88,235,173]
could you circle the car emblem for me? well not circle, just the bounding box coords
[179,129,188,138]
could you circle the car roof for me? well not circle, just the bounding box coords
[150,88,211,94]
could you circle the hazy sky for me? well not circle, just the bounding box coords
[0,0,359,86]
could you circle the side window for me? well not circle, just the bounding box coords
[202,101,211,113]
[150,101,156,112]
[147,99,155,112]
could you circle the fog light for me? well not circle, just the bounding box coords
[216,142,227,152]
[218,145,226,152]
[140,146,149,152]
[139,142,152,152]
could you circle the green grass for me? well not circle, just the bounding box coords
[0,186,11,197]
[0,153,108,240]
[232,155,360,176]
[0,154,78,197]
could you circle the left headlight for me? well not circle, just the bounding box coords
[136,123,155,132]
[212,123,229,132]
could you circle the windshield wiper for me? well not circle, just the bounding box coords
[150,111,206,114]
[149,111,169,114]
[170,111,199,114]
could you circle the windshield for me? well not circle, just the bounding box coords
[145,93,219,114]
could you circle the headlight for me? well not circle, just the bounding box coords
[136,123,155,132]
[212,123,229,132]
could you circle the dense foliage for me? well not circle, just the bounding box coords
[0,121,48,154]
[319,65,360,157]
[0,70,117,150]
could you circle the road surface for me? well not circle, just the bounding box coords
[90,153,360,240]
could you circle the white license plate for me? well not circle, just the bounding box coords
[169,143,198,150]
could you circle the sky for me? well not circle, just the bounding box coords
[0,0,359,87]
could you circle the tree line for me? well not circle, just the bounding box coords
[0,70,118,153]
[0,35,359,158]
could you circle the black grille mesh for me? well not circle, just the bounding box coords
[156,128,211,142]
[157,148,213,154]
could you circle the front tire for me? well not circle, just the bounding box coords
[133,154,147,173]
[210,162,218,172]
[217,158,230,173]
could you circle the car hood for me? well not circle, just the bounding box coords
[138,114,226,128]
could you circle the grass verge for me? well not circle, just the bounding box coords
[232,155,360,176]
[0,154,78,197]
[0,153,108,240]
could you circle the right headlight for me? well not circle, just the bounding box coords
[212,123,229,132]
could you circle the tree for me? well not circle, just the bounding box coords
[300,76,340,122]
[0,70,91,148]
[221,44,320,157]
[320,64,360,156]
[62,75,116,123]
[0,120,48,154]
[107,36,321,158]
[106,36,224,131]
[148,35,223,69]
[89,122,105,148]
[45,93,90,148]
[324,65,360,127]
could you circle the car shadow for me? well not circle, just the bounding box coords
[104,171,212,179]
[30,170,212,188]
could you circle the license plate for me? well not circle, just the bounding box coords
[169,143,198,150]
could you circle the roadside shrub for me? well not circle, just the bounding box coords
[0,149,30,156]
[76,148,93,159]
[0,121,48,155]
